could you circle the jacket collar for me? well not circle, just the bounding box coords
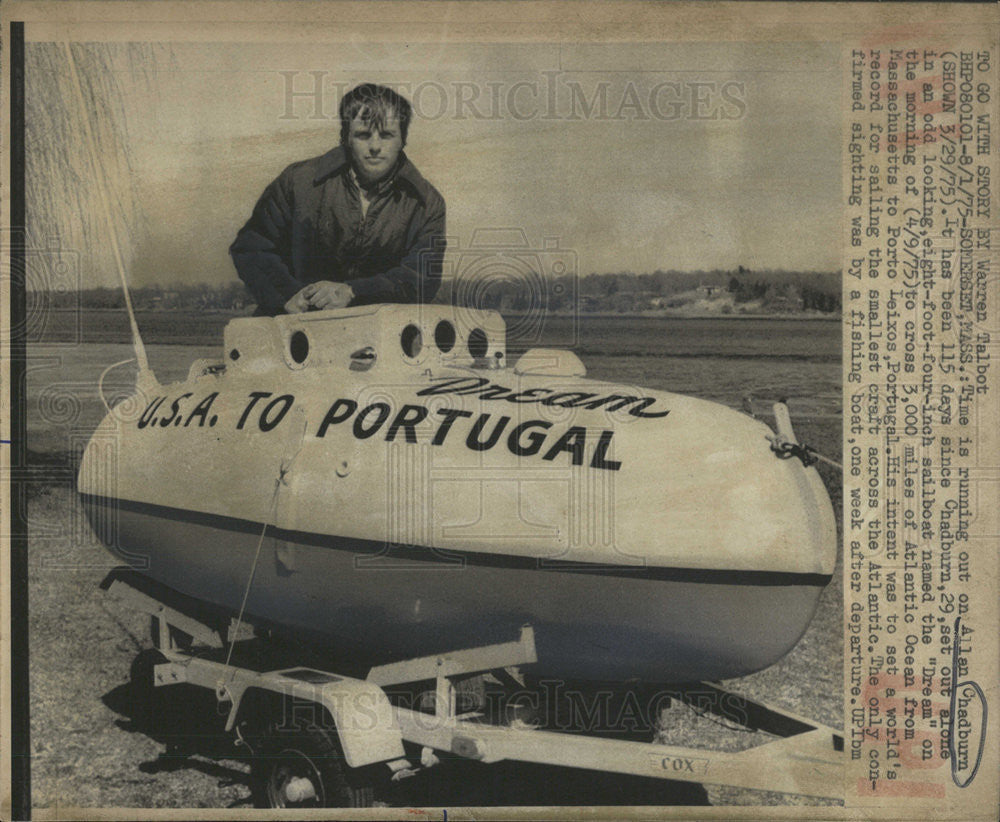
[312,145,431,204]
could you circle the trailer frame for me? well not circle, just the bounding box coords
[103,568,844,806]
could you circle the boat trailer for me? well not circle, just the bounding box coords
[103,569,844,807]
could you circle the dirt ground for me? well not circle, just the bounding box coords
[27,470,842,812]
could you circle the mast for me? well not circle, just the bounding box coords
[63,42,156,388]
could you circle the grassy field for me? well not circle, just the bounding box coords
[26,312,842,810]
[32,308,840,348]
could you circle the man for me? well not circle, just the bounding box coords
[231,83,446,315]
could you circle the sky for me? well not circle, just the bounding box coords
[27,39,840,289]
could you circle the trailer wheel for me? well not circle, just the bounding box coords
[128,648,168,734]
[250,728,375,808]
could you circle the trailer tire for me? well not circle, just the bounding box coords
[128,648,168,734]
[250,728,375,808]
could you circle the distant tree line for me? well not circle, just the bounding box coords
[34,268,841,315]
[438,267,841,314]
[38,282,252,311]
[727,275,841,312]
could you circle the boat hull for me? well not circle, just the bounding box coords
[83,493,828,682]
[79,305,837,684]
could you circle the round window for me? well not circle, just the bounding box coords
[289,331,309,364]
[468,328,489,359]
[401,324,423,358]
[435,320,456,353]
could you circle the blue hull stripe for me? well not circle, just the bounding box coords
[80,493,832,588]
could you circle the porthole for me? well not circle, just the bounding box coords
[401,324,423,358]
[468,328,489,359]
[289,330,309,364]
[434,320,456,353]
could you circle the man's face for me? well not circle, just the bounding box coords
[347,113,403,186]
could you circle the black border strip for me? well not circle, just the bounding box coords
[81,493,832,587]
[10,19,32,822]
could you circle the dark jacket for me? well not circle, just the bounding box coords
[230,146,446,315]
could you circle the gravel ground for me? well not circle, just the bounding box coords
[26,416,842,813]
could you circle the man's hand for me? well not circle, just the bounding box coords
[284,288,311,314]
[303,281,355,310]
[284,281,355,314]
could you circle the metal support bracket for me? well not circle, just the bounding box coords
[366,626,537,688]
[103,572,223,649]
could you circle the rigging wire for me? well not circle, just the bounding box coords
[63,42,152,381]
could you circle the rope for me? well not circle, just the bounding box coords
[767,435,842,470]
[216,416,308,699]
[216,474,283,699]
[98,358,136,413]
[809,450,842,470]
